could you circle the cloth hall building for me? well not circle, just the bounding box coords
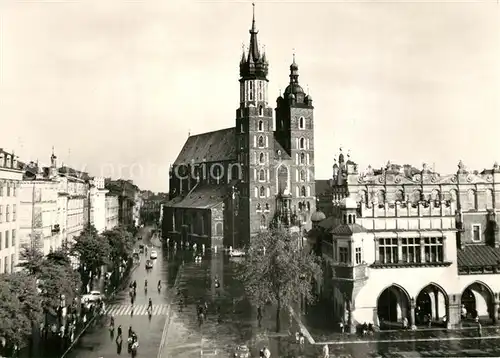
[163,6,316,248]
[311,153,500,332]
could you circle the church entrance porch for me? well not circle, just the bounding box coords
[377,285,411,330]
[415,283,448,328]
[461,281,496,324]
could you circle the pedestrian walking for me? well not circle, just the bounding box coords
[322,344,329,358]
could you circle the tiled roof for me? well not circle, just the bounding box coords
[457,245,500,268]
[315,179,331,196]
[166,185,228,209]
[173,128,236,165]
[331,223,367,236]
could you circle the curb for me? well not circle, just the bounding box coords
[157,263,185,358]
[58,261,140,358]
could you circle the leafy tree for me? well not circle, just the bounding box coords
[0,275,36,353]
[17,235,45,275]
[103,226,135,267]
[3,272,43,325]
[237,228,323,332]
[38,259,81,316]
[71,224,111,288]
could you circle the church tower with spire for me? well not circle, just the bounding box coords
[235,3,274,239]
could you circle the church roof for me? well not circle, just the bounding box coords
[331,223,367,236]
[165,185,228,209]
[173,128,237,165]
[315,179,331,196]
[273,139,291,160]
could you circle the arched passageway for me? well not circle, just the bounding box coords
[461,282,494,322]
[415,283,448,327]
[377,285,410,330]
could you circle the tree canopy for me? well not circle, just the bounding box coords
[0,273,41,352]
[71,224,111,287]
[237,228,323,332]
[102,226,135,265]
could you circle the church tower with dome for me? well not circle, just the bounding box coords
[164,4,316,249]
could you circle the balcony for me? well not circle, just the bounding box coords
[329,263,369,281]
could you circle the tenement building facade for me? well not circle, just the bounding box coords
[311,154,500,332]
[0,150,22,273]
[164,6,316,248]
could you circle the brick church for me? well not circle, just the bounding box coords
[163,5,317,249]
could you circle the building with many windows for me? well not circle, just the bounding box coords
[0,150,23,273]
[89,177,109,233]
[105,194,119,231]
[105,179,139,228]
[312,153,500,332]
[164,5,316,249]
[58,166,90,242]
[19,163,60,257]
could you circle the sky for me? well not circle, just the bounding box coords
[1,0,499,192]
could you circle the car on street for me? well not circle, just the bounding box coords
[139,244,145,253]
[150,250,158,259]
[145,259,154,269]
[233,345,250,358]
[229,249,246,257]
[82,290,102,303]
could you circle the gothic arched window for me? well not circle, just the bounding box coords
[265,203,269,211]
[260,186,265,197]
[299,116,305,129]
[299,138,305,149]
[259,169,265,181]
[300,170,306,182]
[259,106,264,116]
[257,203,261,211]
[259,153,265,164]
[300,153,305,165]
[300,186,306,197]
[258,136,265,148]
[258,120,264,131]
[215,222,223,236]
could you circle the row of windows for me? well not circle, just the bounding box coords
[253,185,311,198]
[0,182,17,197]
[0,253,16,274]
[358,188,493,210]
[256,203,270,212]
[337,246,363,264]
[378,237,444,264]
[255,117,309,132]
[0,229,16,250]
[254,168,310,183]
[0,204,17,223]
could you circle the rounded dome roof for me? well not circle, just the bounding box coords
[284,83,304,96]
[340,196,358,209]
[287,92,296,99]
[311,211,326,222]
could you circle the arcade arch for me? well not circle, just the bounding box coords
[461,281,494,322]
[377,284,411,329]
[415,283,449,326]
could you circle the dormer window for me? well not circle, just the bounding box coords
[299,116,305,129]
[5,155,11,168]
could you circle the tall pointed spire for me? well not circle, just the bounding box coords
[248,2,260,62]
[239,2,268,81]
